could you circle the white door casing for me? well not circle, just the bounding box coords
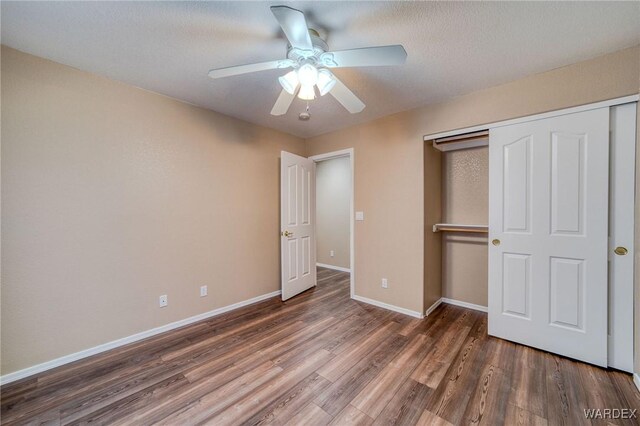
[608,103,636,372]
[309,148,355,299]
[488,108,610,366]
[281,151,317,300]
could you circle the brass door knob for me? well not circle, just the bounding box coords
[614,246,628,256]
[492,239,501,246]
[281,230,294,237]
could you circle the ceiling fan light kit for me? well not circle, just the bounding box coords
[296,62,319,86]
[208,5,407,117]
[297,84,316,100]
[316,69,336,96]
[278,70,299,95]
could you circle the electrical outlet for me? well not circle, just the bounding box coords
[159,294,168,307]
[381,278,388,289]
[200,285,208,297]
[330,250,335,257]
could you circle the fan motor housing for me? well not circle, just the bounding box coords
[286,29,328,63]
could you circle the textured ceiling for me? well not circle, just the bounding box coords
[2,1,639,138]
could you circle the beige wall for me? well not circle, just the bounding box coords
[307,45,639,318]
[307,116,426,314]
[441,147,488,306]
[316,157,351,269]
[0,47,305,375]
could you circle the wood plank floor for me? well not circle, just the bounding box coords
[2,267,638,425]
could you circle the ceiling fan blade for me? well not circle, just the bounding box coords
[329,77,365,114]
[320,45,407,68]
[271,89,296,116]
[208,60,292,79]
[270,6,313,52]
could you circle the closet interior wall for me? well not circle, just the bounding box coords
[441,147,489,307]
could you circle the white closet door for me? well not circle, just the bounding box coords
[488,107,610,367]
[608,103,636,372]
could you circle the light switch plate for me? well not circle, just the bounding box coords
[355,211,364,221]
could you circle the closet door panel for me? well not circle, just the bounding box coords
[549,256,585,331]
[488,107,609,367]
[608,102,636,372]
[550,132,585,235]
[501,253,531,319]
[502,136,532,234]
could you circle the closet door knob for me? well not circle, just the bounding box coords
[281,230,294,237]
[614,246,628,256]
[492,239,501,246]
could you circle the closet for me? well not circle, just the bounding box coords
[436,134,489,310]
[425,97,637,372]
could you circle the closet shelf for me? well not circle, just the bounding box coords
[432,223,489,233]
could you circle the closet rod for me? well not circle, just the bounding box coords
[432,223,489,233]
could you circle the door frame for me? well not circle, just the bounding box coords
[309,148,355,299]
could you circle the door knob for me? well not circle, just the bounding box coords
[614,246,628,256]
[492,239,501,246]
[281,230,294,237]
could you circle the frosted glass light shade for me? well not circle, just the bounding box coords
[297,63,319,87]
[297,84,316,100]
[278,71,299,95]
[316,69,336,96]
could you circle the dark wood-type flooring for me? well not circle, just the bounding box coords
[2,268,639,425]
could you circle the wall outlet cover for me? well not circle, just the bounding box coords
[381,278,388,289]
[200,285,208,297]
[159,295,168,307]
[355,211,365,221]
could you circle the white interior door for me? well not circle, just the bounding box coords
[488,107,610,366]
[608,103,636,372]
[281,151,316,300]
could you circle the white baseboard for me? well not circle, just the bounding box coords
[0,290,282,386]
[352,294,423,319]
[634,373,640,394]
[316,263,351,273]
[425,298,443,317]
[441,297,488,313]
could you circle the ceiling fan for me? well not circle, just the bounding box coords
[208,5,407,116]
